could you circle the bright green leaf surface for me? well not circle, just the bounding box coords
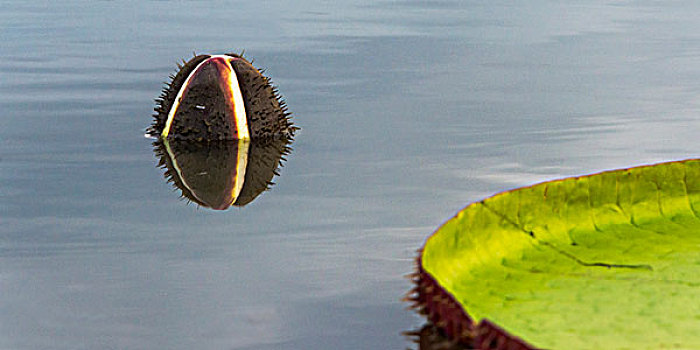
[422,159,700,349]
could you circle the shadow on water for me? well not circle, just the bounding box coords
[153,137,293,210]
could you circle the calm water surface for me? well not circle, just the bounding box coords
[3,1,700,349]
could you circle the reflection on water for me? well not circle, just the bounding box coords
[154,138,292,210]
[404,324,467,350]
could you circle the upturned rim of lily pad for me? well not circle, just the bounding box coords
[409,158,700,349]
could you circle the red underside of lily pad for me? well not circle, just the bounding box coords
[408,255,535,350]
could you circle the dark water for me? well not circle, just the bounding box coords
[3,1,700,349]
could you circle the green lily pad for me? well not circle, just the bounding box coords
[418,159,700,349]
